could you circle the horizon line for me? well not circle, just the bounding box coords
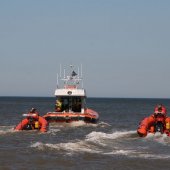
[0,96,170,100]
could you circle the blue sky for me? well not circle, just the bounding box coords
[0,0,170,98]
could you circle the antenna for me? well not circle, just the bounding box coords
[64,68,66,78]
[70,64,73,70]
[82,79,83,88]
[60,64,62,77]
[81,64,83,78]
[57,73,59,88]
[78,66,79,78]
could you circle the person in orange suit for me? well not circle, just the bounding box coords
[137,104,170,137]
[14,108,48,133]
[55,99,62,112]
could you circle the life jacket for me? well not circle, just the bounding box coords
[23,113,40,130]
[23,118,40,130]
[55,100,62,111]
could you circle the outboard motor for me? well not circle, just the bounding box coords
[22,114,35,130]
[24,117,34,130]
[154,121,164,133]
[154,113,165,134]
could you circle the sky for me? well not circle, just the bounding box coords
[0,0,170,98]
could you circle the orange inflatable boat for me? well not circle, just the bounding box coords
[137,105,170,137]
[15,111,48,132]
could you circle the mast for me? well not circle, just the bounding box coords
[57,64,84,89]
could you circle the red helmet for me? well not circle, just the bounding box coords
[28,108,39,119]
[30,108,36,113]
[154,104,167,115]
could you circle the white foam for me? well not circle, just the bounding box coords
[137,153,170,159]
[104,149,136,156]
[97,121,111,127]
[104,149,170,159]
[31,142,45,150]
[47,128,60,135]
[31,130,137,153]
[0,126,15,135]
[30,130,170,159]
[31,140,101,154]
[55,141,101,153]
[49,121,97,128]
[86,130,136,141]
[68,121,88,127]
[145,133,170,145]
[0,130,8,135]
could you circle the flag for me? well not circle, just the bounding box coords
[71,70,77,77]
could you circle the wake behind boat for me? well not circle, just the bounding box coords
[43,65,99,123]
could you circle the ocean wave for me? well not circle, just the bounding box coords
[47,128,61,135]
[136,153,170,159]
[0,126,15,135]
[30,130,137,154]
[97,121,111,127]
[30,141,102,154]
[104,149,136,156]
[85,130,136,141]
[104,149,170,159]
[30,129,170,160]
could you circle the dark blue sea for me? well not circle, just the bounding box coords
[1,97,170,170]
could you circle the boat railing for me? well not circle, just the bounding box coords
[57,65,83,89]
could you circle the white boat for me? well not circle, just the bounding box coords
[43,65,99,123]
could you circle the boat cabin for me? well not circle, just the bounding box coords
[54,88,86,113]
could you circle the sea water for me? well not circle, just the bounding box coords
[1,97,170,170]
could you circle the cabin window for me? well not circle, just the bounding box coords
[62,97,69,112]
[55,96,83,112]
[72,97,82,112]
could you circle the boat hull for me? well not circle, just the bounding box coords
[43,109,99,123]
